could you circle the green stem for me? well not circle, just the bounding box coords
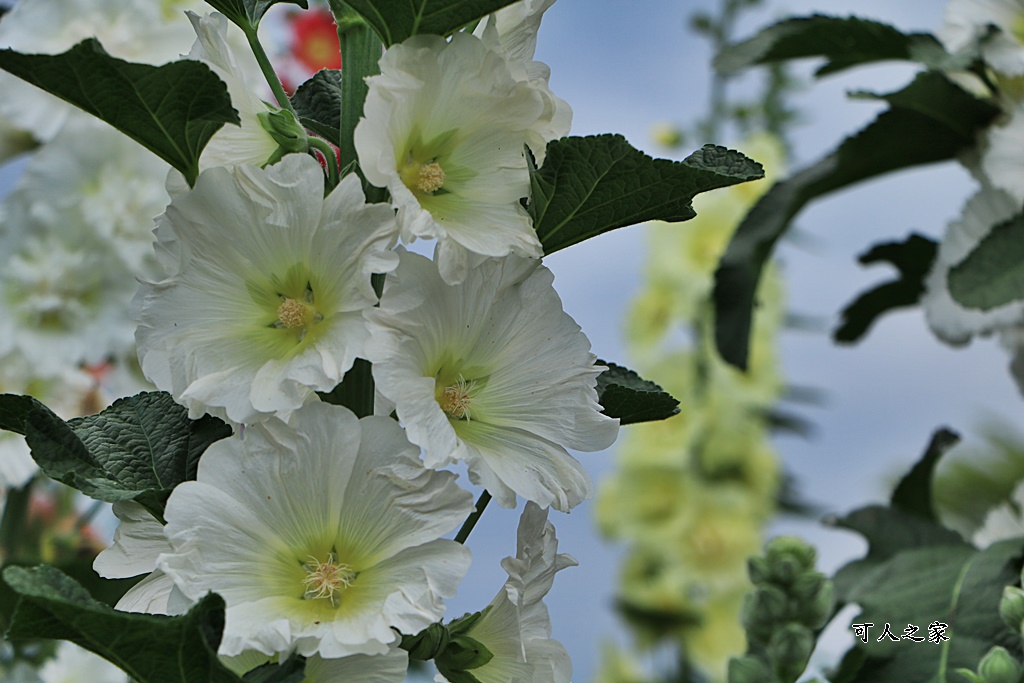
[336,12,382,173]
[308,136,339,190]
[454,490,492,544]
[244,25,296,114]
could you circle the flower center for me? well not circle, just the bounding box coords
[401,159,446,195]
[270,285,323,341]
[301,553,356,608]
[437,376,479,421]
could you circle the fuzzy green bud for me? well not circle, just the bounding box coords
[763,536,816,585]
[958,646,1024,683]
[257,109,309,155]
[727,655,775,683]
[999,586,1024,635]
[768,624,815,683]
[791,574,834,629]
[742,585,789,645]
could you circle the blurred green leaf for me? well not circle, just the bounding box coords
[337,0,519,45]
[595,361,680,425]
[890,428,960,522]
[291,69,343,146]
[203,0,307,29]
[948,210,1024,311]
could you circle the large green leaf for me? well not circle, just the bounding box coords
[948,210,1024,311]
[0,392,230,518]
[713,71,999,369]
[0,39,239,187]
[4,565,244,683]
[530,136,764,255]
[837,540,1023,683]
[203,0,307,30]
[715,14,948,77]
[291,69,343,146]
[890,428,960,523]
[338,0,520,46]
[595,362,680,426]
[834,234,938,344]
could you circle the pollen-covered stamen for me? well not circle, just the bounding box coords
[438,376,478,421]
[301,553,356,607]
[417,162,445,193]
[276,298,311,329]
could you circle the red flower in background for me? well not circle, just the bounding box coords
[290,8,341,72]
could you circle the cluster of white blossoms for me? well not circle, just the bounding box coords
[925,0,1024,388]
[43,0,622,680]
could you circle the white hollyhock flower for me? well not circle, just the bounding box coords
[922,184,1024,344]
[473,0,572,146]
[154,401,474,658]
[186,12,283,171]
[940,0,1024,75]
[973,479,1024,546]
[982,103,1024,204]
[9,117,170,274]
[134,154,398,425]
[437,503,574,683]
[0,233,135,375]
[38,642,129,683]
[222,648,408,683]
[355,32,552,285]
[366,251,619,512]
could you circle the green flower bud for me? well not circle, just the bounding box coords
[977,646,1024,683]
[742,585,789,644]
[767,624,814,683]
[727,655,775,683]
[764,536,816,584]
[257,109,309,155]
[399,622,450,661]
[443,635,495,671]
[748,555,771,586]
[792,575,833,629]
[1000,585,1024,634]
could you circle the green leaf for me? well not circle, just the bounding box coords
[838,540,1023,683]
[948,210,1024,311]
[0,39,239,187]
[203,0,307,29]
[715,14,947,77]
[241,655,306,683]
[890,428,960,522]
[834,234,938,344]
[830,505,968,603]
[3,565,244,683]
[595,362,680,426]
[713,71,999,369]
[0,393,35,435]
[3,392,230,517]
[317,359,376,419]
[291,69,343,146]
[338,0,520,46]
[530,136,764,255]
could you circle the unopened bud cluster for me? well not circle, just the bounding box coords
[728,536,833,683]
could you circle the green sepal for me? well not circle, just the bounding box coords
[3,565,245,683]
[400,622,451,661]
[833,233,938,344]
[595,361,680,425]
[336,0,520,46]
[948,209,1024,311]
[203,0,307,31]
[713,71,999,369]
[0,39,240,187]
[529,136,764,255]
[257,109,308,154]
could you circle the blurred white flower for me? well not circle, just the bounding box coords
[134,154,397,425]
[437,503,575,683]
[221,647,409,683]
[940,0,1024,75]
[355,32,552,285]
[973,478,1024,546]
[37,642,128,683]
[366,251,618,512]
[155,401,473,658]
[982,103,1024,205]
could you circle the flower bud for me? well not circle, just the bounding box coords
[767,623,815,683]
[257,109,309,155]
[399,622,450,661]
[959,646,1024,683]
[764,536,816,584]
[742,585,789,644]
[727,655,775,683]
[999,585,1024,635]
